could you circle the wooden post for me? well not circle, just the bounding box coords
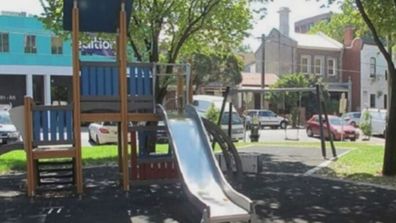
[72,0,83,194]
[24,97,34,196]
[316,84,326,159]
[119,1,130,191]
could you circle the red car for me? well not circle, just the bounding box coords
[306,115,359,141]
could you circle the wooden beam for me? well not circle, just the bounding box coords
[72,0,83,194]
[24,97,34,197]
[119,1,130,191]
[127,113,160,121]
[32,148,76,159]
[81,113,122,122]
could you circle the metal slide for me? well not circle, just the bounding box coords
[158,105,255,223]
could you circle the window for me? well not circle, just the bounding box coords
[384,94,387,109]
[370,57,376,78]
[301,55,311,74]
[51,36,63,55]
[0,32,9,52]
[370,94,376,108]
[314,56,324,75]
[327,58,336,76]
[24,35,37,53]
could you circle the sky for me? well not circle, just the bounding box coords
[0,0,341,51]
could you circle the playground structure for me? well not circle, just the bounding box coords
[19,0,254,222]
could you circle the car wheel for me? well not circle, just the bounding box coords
[306,127,313,137]
[331,133,338,141]
[280,121,287,129]
[96,135,101,145]
[350,121,356,127]
[350,137,356,142]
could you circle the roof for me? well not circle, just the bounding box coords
[240,72,279,87]
[292,32,343,51]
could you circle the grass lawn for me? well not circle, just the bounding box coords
[1,140,395,189]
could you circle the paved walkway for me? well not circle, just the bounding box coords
[1,146,396,222]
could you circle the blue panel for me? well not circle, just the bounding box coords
[89,66,97,96]
[104,67,112,95]
[33,111,41,141]
[138,131,147,157]
[97,66,105,96]
[112,67,119,96]
[138,67,144,96]
[42,111,49,141]
[81,66,90,96]
[65,111,73,141]
[143,68,151,96]
[133,67,138,95]
[58,110,65,141]
[50,110,57,141]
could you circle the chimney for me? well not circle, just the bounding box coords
[344,26,355,47]
[278,7,290,37]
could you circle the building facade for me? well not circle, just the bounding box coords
[294,12,332,34]
[0,11,115,107]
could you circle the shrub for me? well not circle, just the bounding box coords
[360,110,372,139]
[205,104,220,123]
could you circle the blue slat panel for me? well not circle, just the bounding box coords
[129,66,135,95]
[104,67,112,96]
[33,111,41,141]
[97,66,105,96]
[134,67,139,95]
[143,68,151,96]
[81,66,90,96]
[147,69,153,96]
[89,66,96,96]
[58,110,65,141]
[138,67,144,96]
[50,110,57,141]
[65,111,72,141]
[112,67,119,96]
[42,111,49,141]
[138,131,147,157]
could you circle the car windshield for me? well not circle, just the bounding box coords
[0,112,12,125]
[221,113,242,125]
[329,117,346,126]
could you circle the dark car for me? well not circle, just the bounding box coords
[306,115,359,141]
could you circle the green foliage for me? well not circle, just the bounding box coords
[269,73,318,113]
[205,104,220,123]
[360,110,372,138]
[309,0,368,42]
[191,53,243,91]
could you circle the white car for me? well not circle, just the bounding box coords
[88,122,119,145]
[0,110,20,145]
[361,109,387,136]
[192,95,244,142]
[244,109,288,129]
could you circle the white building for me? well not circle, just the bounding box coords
[360,43,388,110]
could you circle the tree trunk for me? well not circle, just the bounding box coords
[383,65,396,175]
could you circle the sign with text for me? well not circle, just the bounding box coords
[79,37,116,57]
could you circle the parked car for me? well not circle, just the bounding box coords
[244,109,288,129]
[360,109,387,136]
[88,122,118,145]
[192,95,244,142]
[0,110,20,145]
[342,112,361,127]
[306,115,359,141]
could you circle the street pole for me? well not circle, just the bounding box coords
[261,34,266,109]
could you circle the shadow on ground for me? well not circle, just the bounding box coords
[1,152,396,222]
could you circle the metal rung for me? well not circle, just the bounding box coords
[39,174,74,179]
[38,168,74,173]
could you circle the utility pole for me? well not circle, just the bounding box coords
[261,34,266,109]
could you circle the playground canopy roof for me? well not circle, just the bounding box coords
[63,0,132,33]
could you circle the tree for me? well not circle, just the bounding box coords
[39,0,253,101]
[269,73,318,127]
[360,110,372,140]
[309,0,368,42]
[351,0,396,175]
[191,53,243,93]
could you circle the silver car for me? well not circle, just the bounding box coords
[0,111,20,145]
[342,112,361,127]
[244,109,288,129]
